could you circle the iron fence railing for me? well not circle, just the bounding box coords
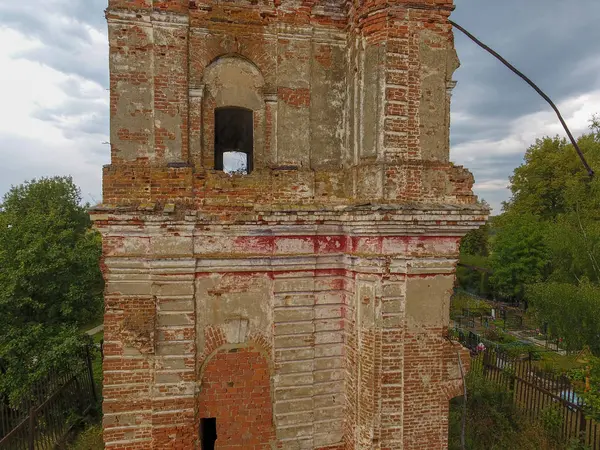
[0,348,97,450]
[455,330,600,449]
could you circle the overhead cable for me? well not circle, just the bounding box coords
[450,19,594,178]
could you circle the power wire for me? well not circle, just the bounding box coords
[450,20,595,178]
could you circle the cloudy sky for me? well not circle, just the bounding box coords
[0,1,599,213]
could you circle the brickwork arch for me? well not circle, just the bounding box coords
[197,342,276,449]
[202,54,265,110]
[198,54,272,170]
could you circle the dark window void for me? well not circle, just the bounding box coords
[214,107,253,174]
[200,418,217,450]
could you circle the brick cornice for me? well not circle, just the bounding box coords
[106,1,453,29]
[106,8,189,26]
[91,204,487,238]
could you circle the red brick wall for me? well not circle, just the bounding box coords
[198,347,275,449]
[108,0,188,12]
[98,0,488,447]
[278,87,311,108]
[104,0,478,209]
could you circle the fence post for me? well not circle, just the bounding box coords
[483,349,489,379]
[86,346,98,404]
[28,406,35,450]
[578,409,587,446]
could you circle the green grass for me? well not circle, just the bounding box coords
[68,424,103,450]
[91,331,103,398]
[79,316,104,333]
[450,292,492,318]
[92,330,104,344]
[534,352,584,374]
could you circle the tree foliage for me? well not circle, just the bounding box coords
[505,137,577,219]
[526,282,600,355]
[460,224,490,257]
[0,177,103,404]
[569,355,600,421]
[487,116,600,354]
[458,222,492,297]
[510,128,600,285]
[489,213,550,300]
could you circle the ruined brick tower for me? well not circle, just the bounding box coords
[92,0,488,448]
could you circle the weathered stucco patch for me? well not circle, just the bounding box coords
[99,1,488,448]
[419,29,459,162]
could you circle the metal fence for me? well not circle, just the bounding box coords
[465,344,600,449]
[0,349,97,450]
[452,302,568,354]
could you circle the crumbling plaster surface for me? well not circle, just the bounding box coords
[202,56,265,110]
[94,204,486,449]
[97,1,488,448]
[195,273,272,353]
[104,2,475,206]
[419,29,461,162]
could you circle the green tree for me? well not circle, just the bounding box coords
[489,213,550,300]
[460,224,490,257]
[492,117,600,299]
[527,282,600,355]
[0,177,103,404]
[503,123,600,273]
[544,213,600,284]
[504,136,581,219]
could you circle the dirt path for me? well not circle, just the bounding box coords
[85,324,104,336]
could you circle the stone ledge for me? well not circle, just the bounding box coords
[90,200,488,215]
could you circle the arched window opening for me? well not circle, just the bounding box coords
[215,107,253,174]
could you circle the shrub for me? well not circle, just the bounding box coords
[69,424,103,450]
[449,371,579,450]
[450,292,492,318]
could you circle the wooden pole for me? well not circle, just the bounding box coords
[28,406,35,450]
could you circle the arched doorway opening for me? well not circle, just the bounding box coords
[198,346,274,449]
